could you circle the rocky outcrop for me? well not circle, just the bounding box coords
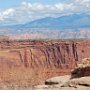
[71,58,90,78]
[71,66,90,78]
[34,58,90,90]
[78,58,90,67]
[34,76,90,90]
[45,75,70,85]
[70,77,90,87]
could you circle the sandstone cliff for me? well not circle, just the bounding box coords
[0,40,90,86]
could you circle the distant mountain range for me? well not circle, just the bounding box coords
[21,13,90,29]
[0,13,90,39]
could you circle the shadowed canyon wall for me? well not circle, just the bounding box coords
[0,40,90,86]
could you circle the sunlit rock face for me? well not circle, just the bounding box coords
[0,40,90,86]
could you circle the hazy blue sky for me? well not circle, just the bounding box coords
[0,0,90,25]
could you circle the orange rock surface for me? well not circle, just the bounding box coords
[0,40,90,86]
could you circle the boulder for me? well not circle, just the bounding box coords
[70,77,90,86]
[71,66,90,78]
[45,75,70,85]
[71,58,90,78]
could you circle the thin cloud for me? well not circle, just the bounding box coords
[0,0,90,25]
